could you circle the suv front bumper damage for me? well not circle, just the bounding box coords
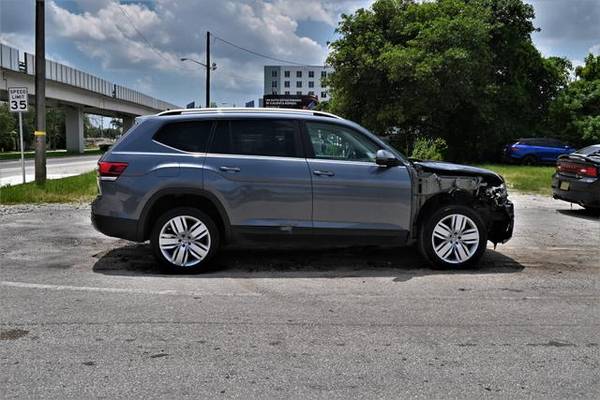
[487,200,514,245]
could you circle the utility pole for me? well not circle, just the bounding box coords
[206,31,211,108]
[35,0,46,185]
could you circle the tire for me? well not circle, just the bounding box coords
[151,207,220,273]
[583,206,600,214]
[418,205,488,269]
[521,155,537,165]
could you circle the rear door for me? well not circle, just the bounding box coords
[203,118,313,232]
[302,121,412,236]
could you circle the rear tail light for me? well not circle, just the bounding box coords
[98,161,128,180]
[578,165,598,177]
[557,161,598,177]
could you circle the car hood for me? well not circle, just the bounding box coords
[414,161,504,186]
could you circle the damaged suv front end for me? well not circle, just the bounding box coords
[412,161,514,247]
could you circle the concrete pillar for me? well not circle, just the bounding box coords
[65,106,84,153]
[122,115,135,134]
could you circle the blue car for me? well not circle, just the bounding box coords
[504,138,575,165]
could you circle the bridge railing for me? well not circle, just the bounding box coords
[0,43,20,71]
[1,43,177,111]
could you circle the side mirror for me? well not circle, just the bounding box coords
[375,149,401,167]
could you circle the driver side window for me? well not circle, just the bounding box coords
[306,122,380,162]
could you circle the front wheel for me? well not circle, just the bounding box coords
[151,207,219,273]
[419,205,487,269]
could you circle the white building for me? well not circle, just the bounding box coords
[264,65,334,101]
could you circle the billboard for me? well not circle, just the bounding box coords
[262,94,318,110]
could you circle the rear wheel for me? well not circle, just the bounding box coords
[151,207,219,273]
[521,155,537,165]
[419,205,487,269]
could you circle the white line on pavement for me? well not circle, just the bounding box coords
[0,280,262,297]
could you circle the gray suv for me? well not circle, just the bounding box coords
[92,108,513,273]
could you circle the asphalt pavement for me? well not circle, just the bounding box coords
[0,154,100,186]
[0,194,598,399]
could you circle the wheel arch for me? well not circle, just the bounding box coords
[138,188,232,243]
[414,190,476,236]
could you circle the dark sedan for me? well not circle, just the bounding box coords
[552,144,600,210]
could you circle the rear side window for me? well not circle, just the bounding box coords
[545,139,565,148]
[210,119,299,157]
[153,120,212,152]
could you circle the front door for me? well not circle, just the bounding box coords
[203,119,313,233]
[303,121,412,235]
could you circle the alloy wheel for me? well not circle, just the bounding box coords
[431,213,480,264]
[158,215,211,267]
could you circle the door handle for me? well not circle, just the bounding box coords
[313,170,335,176]
[219,166,240,173]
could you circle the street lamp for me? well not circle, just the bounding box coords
[180,57,217,108]
[180,57,216,70]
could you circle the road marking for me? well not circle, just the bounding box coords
[0,281,261,297]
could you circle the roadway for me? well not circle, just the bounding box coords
[0,194,598,399]
[0,154,100,186]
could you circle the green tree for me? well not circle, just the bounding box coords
[0,102,17,151]
[548,54,600,146]
[326,0,570,161]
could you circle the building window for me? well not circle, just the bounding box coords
[296,71,302,78]
[308,91,314,96]
[296,91,302,95]
[271,70,277,77]
[321,71,327,78]
[308,71,314,78]
[284,70,290,78]
[296,81,302,88]
[285,91,290,95]
[308,81,314,88]
[284,81,290,88]
[321,92,327,99]
[272,80,277,88]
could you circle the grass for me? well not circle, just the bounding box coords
[475,164,555,195]
[0,148,103,161]
[0,171,98,205]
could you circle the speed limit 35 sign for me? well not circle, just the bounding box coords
[8,87,29,112]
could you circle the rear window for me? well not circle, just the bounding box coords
[210,119,299,158]
[577,145,600,156]
[153,120,212,152]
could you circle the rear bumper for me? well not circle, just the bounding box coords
[91,198,141,241]
[552,174,600,208]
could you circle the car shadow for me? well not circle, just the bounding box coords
[557,207,600,221]
[92,243,524,280]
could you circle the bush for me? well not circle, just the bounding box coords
[410,137,448,161]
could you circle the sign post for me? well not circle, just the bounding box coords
[8,87,28,184]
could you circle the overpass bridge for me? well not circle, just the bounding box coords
[0,43,179,153]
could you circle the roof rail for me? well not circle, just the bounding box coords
[156,107,343,119]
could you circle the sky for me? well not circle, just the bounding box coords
[1,0,599,110]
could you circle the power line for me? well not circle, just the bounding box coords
[211,34,306,66]
[117,5,172,64]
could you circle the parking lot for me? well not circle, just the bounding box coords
[1,194,599,399]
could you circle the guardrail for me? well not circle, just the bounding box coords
[1,43,178,111]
